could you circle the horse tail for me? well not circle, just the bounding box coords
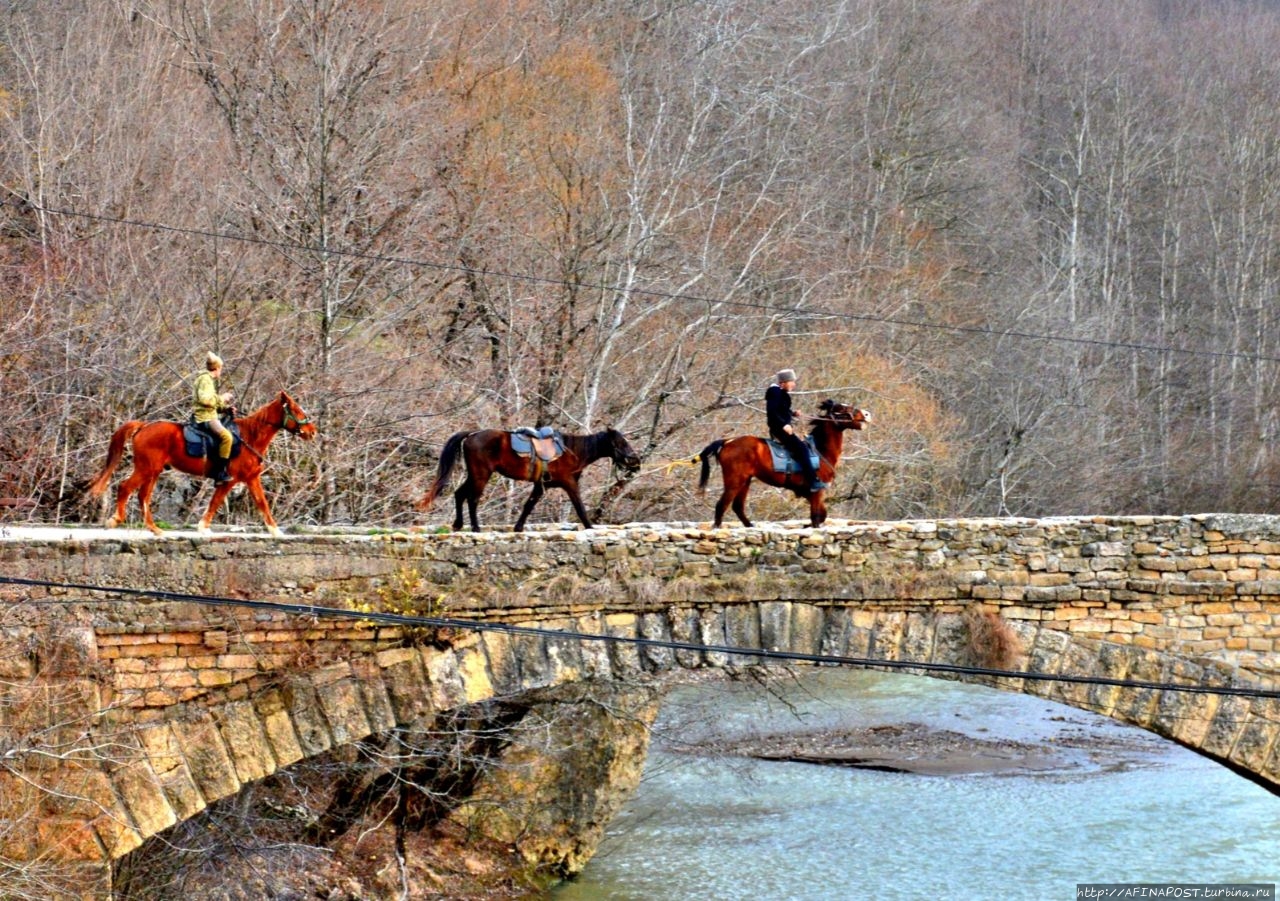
[697,439,726,494]
[87,421,146,498]
[418,430,469,510]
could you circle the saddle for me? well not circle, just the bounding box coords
[182,417,243,460]
[510,427,565,481]
[766,435,820,475]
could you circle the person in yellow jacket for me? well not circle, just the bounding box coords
[192,351,235,484]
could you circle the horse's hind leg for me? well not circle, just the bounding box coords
[107,468,146,528]
[137,477,164,535]
[731,485,753,528]
[713,490,731,528]
[714,472,753,527]
[451,485,467,531]
[513,483,546,532]
[454,475,489,531]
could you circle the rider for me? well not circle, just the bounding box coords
[193,351,235,484]
[765,368,826,495]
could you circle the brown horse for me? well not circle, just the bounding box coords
[698,400,870,528]
[87,391,317,537]
[418,427,642,532]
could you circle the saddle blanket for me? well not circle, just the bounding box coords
[182,419,243,460]
[510,426,564,460]
[766,436,819,474]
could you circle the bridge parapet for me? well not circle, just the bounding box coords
[5,514,1280,684]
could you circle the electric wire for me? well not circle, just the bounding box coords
[2,574,1277,701]
[8,198,1280,366]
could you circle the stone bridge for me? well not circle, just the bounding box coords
[2,513,1280,897]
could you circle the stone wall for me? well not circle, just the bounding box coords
[9,513,1280,694]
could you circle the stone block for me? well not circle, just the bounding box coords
[281,680,333,757]
[790,603,825,657]
[171,711,240,804]
[315,677,372,746]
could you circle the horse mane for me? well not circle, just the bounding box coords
[809,399,838,436]
[240,393,283,427]
[561,428,603,460]
[234,394,287,450]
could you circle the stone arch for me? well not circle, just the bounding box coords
[603,601,1280,792]
[28,599,1280,898]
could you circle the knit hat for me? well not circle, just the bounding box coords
[206,351,224,370]
[775,368,797,384]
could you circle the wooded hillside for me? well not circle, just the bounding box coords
[3,0,1280,527]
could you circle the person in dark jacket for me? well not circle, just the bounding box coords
[765,368,826,494]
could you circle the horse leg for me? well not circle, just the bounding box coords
[561,481,594,530]
[242,477,283,538]
[451,485,467,531]
[513,483,546,532]
[198,483,236,535]
[107,468,148,529]
[713,490,731,528]
[455,474,489,532]
[137,476,164,535]
[731,482,754,528]
[809,492,828,528]
[107,479,132,528]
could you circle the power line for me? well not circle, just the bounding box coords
[2,574,1277,701]
[9,198,1280,366]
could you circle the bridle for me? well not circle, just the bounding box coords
[282,401,312,433]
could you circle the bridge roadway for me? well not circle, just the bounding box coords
[2,513,1280,896]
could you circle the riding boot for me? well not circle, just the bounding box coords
[803,463,827,495]
[210,455,233,484]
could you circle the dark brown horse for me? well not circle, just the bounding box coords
[418,428,642,532]
[698,400,870,527]
[86,392,317,536]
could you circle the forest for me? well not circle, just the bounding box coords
[4,0,1280,530]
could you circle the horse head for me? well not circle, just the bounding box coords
[819,399,871,430]
[279,392,318,440]
[606,428,642,474]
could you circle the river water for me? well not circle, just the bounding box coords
[554,669,1280,901]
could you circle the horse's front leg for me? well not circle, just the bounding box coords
[242,476,283,538]
[808,490,828,528]
[198,482,237,536]
[513,482,546,532]
[562,480,594,529]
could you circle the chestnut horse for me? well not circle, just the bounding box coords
[698,400,870,527]
[418,428,642,532]
[87,391,317,537]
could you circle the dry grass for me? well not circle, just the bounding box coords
[962,607,1020,670]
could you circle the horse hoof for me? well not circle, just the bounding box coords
[197,523,212,535]
[147,526,163,536]
[268,526,283,538]
[105,517,119,529]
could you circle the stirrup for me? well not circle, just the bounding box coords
[809,480,828,494]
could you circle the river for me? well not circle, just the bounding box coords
[554,668,1280,901]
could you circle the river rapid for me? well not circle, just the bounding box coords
[554,669,1280,901]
